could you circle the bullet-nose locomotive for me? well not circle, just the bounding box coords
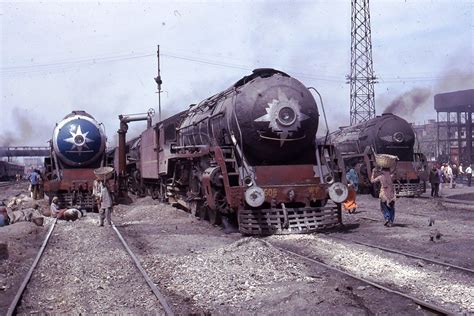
[330,113,427,197]
[120,69,348,235]
[43,111,113,208]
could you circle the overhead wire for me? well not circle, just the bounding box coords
[0,49,458,83]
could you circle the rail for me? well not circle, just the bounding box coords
[112,222,175,316]
[328,235,474,274]
[7,218,58,316]
[273,244,453,315]
[7,218,174,315]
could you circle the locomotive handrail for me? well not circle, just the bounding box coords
[257,132,306,142]
[308,87,329,144]
[175,112,224,131]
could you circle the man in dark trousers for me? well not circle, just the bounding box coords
[466,164,473,187]
[429,165,441,197]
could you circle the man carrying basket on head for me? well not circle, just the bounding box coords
[370,154,397,227]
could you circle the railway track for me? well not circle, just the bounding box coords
[273,245,453,315]
[0,181,16,188]
[6,218,174,315]
[268,237,473,315]
[328,235,474,274]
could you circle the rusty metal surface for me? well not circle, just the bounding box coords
[255,165,320,185]
[238,205,341,235]
[140,127,159,179]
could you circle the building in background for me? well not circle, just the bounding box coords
[412,89,473,164]
[412,119,443,162]
[435,89,473,164]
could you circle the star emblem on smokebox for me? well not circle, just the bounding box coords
[64,124,94,154]
[255,89,309,146]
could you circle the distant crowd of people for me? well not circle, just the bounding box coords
[428,162,473,197]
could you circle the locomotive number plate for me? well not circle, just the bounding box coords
[263,188,278,198]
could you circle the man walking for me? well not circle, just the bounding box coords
[371,167,396,227]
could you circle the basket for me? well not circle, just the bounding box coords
[94,166,115,180]
[375,154,398,169]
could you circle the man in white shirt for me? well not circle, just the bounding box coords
[99,181,113,226]
[466,164,473,187]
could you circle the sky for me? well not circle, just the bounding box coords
[0,0,473,148]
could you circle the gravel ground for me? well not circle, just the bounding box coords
[114,197,431,315]
[269,234,474,313]
[339,184,474,270]
[1,182,472,314]
[15,213,164,314]
[0,182,49,314]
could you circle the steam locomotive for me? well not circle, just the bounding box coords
[329,113,427,197]
[43,111,114,208]
[119,68,348,235]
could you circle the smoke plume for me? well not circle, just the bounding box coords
[382,87,432,115]
[0,108,50,146]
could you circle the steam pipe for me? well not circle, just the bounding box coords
[308,87,329,144]
[117,110,154,182]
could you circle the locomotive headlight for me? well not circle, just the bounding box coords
[393,132,404,143]
[245,186,265,207]
[328,182,348,203]
[277,106,297,126]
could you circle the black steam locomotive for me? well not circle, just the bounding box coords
[329,113,427,197]
[118,69,348,235]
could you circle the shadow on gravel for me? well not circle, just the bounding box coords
[323,223,360,235]
[392,223,409,227]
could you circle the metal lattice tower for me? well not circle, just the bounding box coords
[347,0,377,125]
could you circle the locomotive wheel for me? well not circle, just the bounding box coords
[208,207,222,226]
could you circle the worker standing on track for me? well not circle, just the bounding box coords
[371,167,396,227]
[99,180,113,226]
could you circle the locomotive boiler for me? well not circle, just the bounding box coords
[43,110,113,208]
[329,113,427,197]
[119,68,348,235]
